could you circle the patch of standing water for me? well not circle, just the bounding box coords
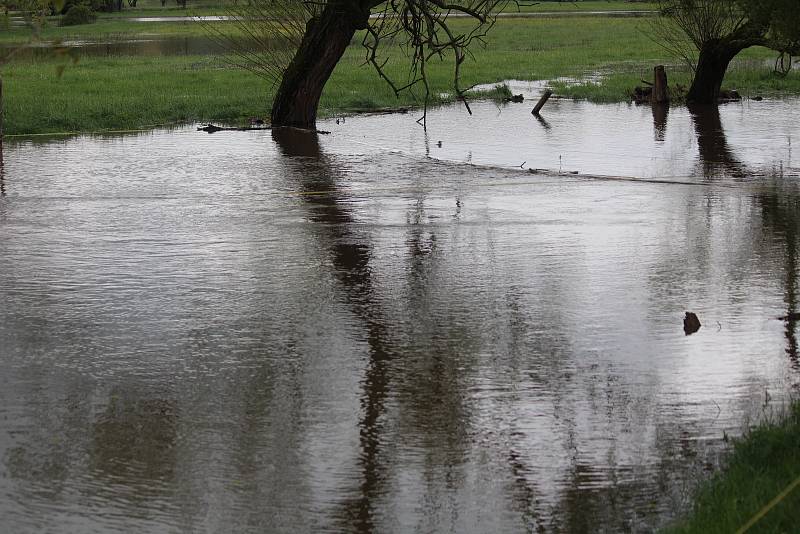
[322,93,798,180]
[0,97,799,533]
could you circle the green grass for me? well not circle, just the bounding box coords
[89,0,657,18]
[0,18,227,43]
[664,403,800,534]
[2,14,799,135]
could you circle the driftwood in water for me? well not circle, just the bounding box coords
[652,65,669,104]
[198,124,332,135]
[532,89,553,116]
[198,124,269,133]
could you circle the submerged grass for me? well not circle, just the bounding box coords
[2,14,799,135]
[665,403,800,534]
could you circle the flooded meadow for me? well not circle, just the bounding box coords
[0,94,799,532]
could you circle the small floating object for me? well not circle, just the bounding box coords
[436,141,442,148]
[777,312,800,321]
[506,94,524,103]
[249,117,265,126]
[684,311,701,335]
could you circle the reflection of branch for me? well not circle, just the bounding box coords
[507,449,544,530]
[272,128,392,531]
[758,186,800,367]
[784,240,798,364]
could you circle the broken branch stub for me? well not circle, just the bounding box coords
[532,89,552,116]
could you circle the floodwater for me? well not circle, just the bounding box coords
[0,97,799,533]
[1,36,286,60]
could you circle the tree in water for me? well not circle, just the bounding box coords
[652,0,800,104]
[205,0,512,128]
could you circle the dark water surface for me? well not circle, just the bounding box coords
[1,99,799,533]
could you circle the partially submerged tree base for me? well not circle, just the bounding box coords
[207,0,513,129]
[650,0,799,105]
[270,3,368,128]
[686,23,765,104]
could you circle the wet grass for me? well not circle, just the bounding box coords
[0,54,509,135]
[2,13,799,135]
[664,403,800,534]
[0,18,227,44]
[92,0,657,18]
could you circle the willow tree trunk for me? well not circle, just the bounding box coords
[270,2,368,128]
[686,22,766,105]
[686,43,738,104]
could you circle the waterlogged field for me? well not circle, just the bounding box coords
[2,7,798,135]
[1,98,799,533]
[2,3,800,532]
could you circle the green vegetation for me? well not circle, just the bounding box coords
[665,403,800,534]
[59,4,97,26]
[1,7,798,135]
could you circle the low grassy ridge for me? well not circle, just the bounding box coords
[2,12,799,135]
[665,403,800,534]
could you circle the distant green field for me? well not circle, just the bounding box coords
[1,9,797,136]
[90,0,657,18]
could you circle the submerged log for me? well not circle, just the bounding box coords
[532,89,553,116]
[198,123,270,133]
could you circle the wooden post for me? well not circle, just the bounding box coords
[532,89,552,116]
[652,65,669,104]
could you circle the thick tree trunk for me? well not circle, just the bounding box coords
[686,43,738,104]
[270,3,367,128]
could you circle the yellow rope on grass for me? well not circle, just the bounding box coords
[735,473,800,534]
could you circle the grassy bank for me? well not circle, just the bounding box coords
[665,403,800,533]
[2,14,799,135]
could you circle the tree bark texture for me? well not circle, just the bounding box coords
[686,42,738,104]
[270,2,368,128]
[652,65,669,104]
[686,22,766,105]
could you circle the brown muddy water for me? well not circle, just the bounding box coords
[0,98,799,533]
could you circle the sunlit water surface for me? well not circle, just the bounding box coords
[0,98,799,533]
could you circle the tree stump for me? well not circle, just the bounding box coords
[652,65,669,104]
